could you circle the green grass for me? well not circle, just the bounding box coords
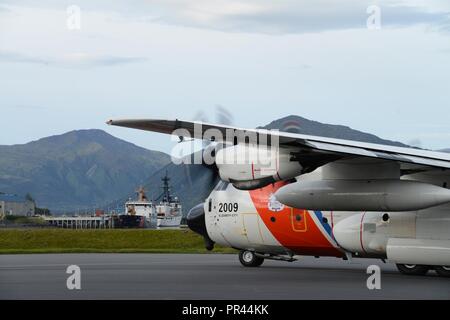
[3,215,47,225]
[0,229,236,254]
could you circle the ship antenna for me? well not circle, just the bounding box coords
[162,170,172,202]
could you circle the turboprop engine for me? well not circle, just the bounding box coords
[214,145,303,190]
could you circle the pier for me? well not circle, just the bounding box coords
[44,216,114,229]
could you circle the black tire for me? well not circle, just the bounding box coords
[238,250,264,267]
[434,266,450,277]
[396,264,429,276]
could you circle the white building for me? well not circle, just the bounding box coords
[0,193,35,216]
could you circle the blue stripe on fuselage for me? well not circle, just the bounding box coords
[314,211,332,236]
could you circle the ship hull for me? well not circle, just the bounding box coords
[116,215,145,228]
[157,216,182,228]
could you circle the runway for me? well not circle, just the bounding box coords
[0,253,449,299]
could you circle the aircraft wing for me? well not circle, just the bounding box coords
[107,118,450,171]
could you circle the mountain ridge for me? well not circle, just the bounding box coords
[0,129,170,211]
[260,115,409,147]
[0,115,446,213]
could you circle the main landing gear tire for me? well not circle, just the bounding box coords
[396,264,429,276]
[239,250,264,267]
[434,266,450,277]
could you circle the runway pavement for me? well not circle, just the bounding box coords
[0,253,449,299]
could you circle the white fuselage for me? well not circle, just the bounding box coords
[204,180,450,266]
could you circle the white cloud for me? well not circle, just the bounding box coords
[0,51,147,68]
[1,0,449,34]
[0,0,449,151]
[140,0,450,34]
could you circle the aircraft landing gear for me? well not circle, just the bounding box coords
[434,266,450,277]
[238,250,264,267]
[396,264,429,276]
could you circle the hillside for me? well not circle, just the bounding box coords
[261,115,408,147]
[0,130,170,211]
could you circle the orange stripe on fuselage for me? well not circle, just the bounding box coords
[249,181,343,257]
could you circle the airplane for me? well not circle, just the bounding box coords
[107,118,450,277]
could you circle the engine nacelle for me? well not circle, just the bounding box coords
[333,211,450,266]
[275,179,450,212]
[215,145,303,190]
[333,212,416,256]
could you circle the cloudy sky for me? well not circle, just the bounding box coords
[1,0,449,153]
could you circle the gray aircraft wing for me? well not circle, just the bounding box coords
[107,118,450,171]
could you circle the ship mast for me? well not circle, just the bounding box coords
[161,171,172,203]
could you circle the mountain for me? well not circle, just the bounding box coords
[0,130,170,211]
[1,115,433,215]
[439,149,450,153]
[260,115,409,147]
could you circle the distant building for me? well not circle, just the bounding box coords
[0,193,35,216]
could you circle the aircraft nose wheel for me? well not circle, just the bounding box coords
[239,250,264,267]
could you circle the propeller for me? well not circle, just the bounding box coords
[181,105,233,190]
[183,148,221,251]
[183,106,234,250]
[186,202,214,251]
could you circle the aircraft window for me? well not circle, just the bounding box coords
[208,199,212,212]
[295,214,301,221]
[322,217,328,223]
[270,217,276,223]
[444,182,448,189]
